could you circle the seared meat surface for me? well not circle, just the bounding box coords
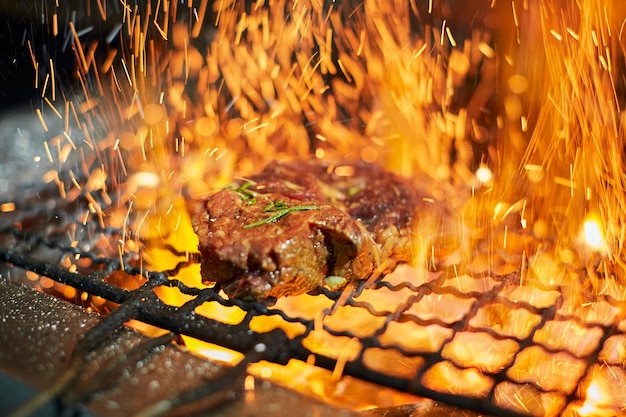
[193,160,424,300]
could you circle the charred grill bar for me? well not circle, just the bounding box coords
[2,174,625,416]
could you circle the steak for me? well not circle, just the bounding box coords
[193,160,425,300]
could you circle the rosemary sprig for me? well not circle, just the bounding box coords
[347,186,361,196]
[244,203,319,229]
[229,181,257,205]
[263,200,288,212]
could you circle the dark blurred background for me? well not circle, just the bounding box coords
[0,0,505,111]
[0,2,37,110]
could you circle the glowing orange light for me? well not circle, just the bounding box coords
[181,336,244,365]
[582,217,606,252]
[578,380,611,416]
[475,165,493,184]
[0,202,15,212]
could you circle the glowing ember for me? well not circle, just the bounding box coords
[582,216,607,253]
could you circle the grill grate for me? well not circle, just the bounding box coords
[2,179,625,417]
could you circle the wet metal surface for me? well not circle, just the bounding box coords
[0,279,359,417]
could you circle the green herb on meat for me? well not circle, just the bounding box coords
[347,186,362,196]
[244,203,319,229]
[263,200,288,212]
[229,181,257,205]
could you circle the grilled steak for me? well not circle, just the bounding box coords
[193,160,425,300]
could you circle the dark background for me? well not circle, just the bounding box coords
[0,0,501,112]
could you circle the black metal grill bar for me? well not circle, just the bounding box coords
[2,177,626,417]
[0,242,618,417]
[0,245,534,417]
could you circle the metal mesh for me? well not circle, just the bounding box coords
[2,177,625,417]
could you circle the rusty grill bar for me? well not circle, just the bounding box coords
[2,178,625,417]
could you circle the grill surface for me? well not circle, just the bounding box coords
[1,167,625,417]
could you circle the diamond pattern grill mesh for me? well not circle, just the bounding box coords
[2,177,625,417]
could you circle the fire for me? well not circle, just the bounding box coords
[513,0,626,264]
[579,380,611,416]
[582,216,607,253]
[575,363,626,416]
[14,0,626,414]
[475,165,494,184]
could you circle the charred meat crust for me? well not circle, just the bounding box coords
[192,160,423,300]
